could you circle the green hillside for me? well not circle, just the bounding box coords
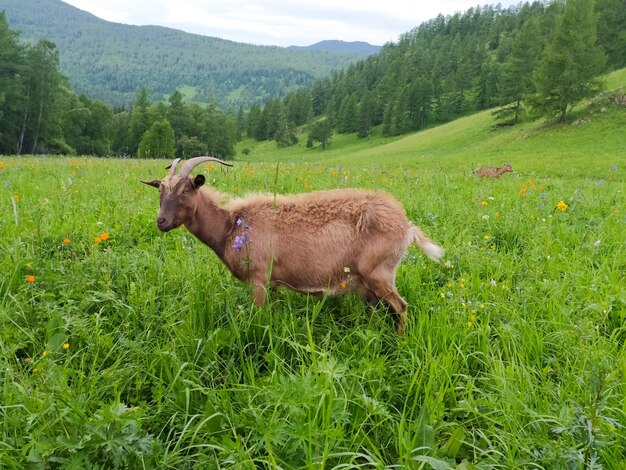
[0,0,364,108]
[237,68,626,178]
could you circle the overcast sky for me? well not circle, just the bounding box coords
[62,0,523,47]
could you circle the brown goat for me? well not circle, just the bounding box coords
[473,162,513,178]
[143,157,443,333]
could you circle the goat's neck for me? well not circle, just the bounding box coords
[184,192,231,259]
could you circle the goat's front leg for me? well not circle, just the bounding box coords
[253,283,267,306]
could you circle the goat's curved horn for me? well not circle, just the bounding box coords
[165,158,181,178]
[178,156,233,179]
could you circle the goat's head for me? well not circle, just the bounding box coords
[142,156,232,232]
[502,163,513,172]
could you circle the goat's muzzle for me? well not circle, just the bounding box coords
[156,216,175,232]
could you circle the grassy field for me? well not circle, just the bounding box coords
[1,76,625,468]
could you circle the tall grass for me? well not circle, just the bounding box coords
[1,76,625,468]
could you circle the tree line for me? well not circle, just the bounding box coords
[0,12,239,158]
[1,0,625,157]
[247,0,624,148]
[4,0,364,109]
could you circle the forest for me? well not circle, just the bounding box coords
[0,0,625,157]
[2,0,368,108]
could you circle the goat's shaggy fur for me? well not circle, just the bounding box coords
[143,157,443,333]
[473,162,513,178]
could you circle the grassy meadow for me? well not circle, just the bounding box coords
[1,77,625,468]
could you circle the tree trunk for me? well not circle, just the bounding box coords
[17,81,31,156]
[559,103,568,123]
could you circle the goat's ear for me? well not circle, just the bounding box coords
[141,179,161,189]
[193,174,205,189]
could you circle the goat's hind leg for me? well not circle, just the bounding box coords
[380,288,408,335]
[362,277,409,334]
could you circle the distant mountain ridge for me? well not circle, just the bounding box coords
[0,0,373,108]
[288,40,381,56]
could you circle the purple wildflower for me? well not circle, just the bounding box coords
[232,217,252,252]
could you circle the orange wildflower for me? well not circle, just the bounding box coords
[99,233,110,241]
[95,237,102,243]
[63,238,71,244]
[25,275,35,282]
[340,281,347,289]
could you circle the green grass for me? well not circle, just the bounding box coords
[1,75,625,468]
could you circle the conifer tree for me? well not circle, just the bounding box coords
[0,13,26,153]
[496,17,542,124]
[531,0,606,122]
[307,119,332,149]
[129,87,151,155]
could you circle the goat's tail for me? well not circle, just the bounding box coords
[409,224,444,262]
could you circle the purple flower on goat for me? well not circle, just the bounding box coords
[232,217,252,252]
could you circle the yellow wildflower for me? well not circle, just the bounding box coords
[556,201,568,211]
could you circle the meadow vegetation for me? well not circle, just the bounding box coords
[0,77,625,468]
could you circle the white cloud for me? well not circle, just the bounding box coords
[63,0,522,46]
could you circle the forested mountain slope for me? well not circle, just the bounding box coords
[300,0,626,140]
[0,0,365,108]
[288,40,381,56]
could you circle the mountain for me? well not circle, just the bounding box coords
[288,40,381,57]
[0,0,367,108]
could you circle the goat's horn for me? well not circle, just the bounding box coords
[178,156,233,179]
[165,158,181,178]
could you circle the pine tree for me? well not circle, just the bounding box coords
[247,104,262,141]
[274,114,298,147]
[595,0,626,69]
[496,17,542,124]
[0,12,26,153]
[167,90,192,153]
[307,119,332,149]
[128,87,151,155]
[532,0,607,122]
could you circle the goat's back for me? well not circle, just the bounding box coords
[225,189,411,288]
